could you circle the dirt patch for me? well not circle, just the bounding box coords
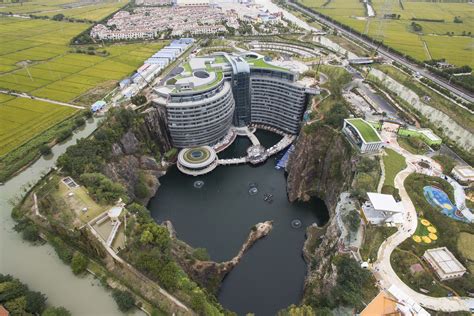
[72,80,117,106]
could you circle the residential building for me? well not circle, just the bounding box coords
[423,247,467,281]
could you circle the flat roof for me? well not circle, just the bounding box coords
[367,192,403,213]
[424,247,466,274]
[346,118,382,143]
[453,165,474,178]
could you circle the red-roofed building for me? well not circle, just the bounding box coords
[0,305,9,316]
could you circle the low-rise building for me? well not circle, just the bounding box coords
[423,247,467,281]
[361,192,404,225]
[451,165,474,184]
[343,118,383,153]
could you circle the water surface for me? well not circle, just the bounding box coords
[149,131,329,315]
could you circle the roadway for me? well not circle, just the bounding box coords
[284,1,474,103]
[0,90,85,109]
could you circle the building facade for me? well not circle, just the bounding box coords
[423,247,467,281]
[153,52,315,148]
[343,118,383,153]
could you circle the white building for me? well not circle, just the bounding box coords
[451,165,474,184]
[343,118,383,154]
[176,0,210,6]
[361,192,404,225]
[423,247,467,281]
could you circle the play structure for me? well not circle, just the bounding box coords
[423,186,467,222]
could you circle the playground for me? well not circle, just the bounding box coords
[423,186,467,222]
[412,218,438,244]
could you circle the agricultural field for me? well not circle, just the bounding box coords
[0,17,167,104]
[0,95,77,156]
[297,0,474,67]
[0,0,125,21]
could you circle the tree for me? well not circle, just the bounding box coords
[42,306,72,316]
[111,289,135,312]
[71,252,89,275]
[344,210,360,232]
[22,224,40,242]
[52,14,64,21]
[131,94,147,106]
[157,262,179,291]
[39,144,52,156]
[25,290,47,314]
[190,290,206,314]
[79,173,126,204]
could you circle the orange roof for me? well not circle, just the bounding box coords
[0,305,9,316]
[360,291,400,316]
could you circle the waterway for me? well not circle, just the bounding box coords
[0,118,137,315]
[149,130,329,315]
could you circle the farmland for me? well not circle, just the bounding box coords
[0,0,125,22]
[0,95,77,156]
[0,15,167,180]
[297,0,474,67]
[0,17,167,104]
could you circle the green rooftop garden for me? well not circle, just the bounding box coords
[172,71,224,93]
[245,57,287,71]
[347,118,381,143]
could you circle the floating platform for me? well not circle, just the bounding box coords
[275,145,295,170]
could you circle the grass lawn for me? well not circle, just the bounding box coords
[57,181,108,224]
[397,137,428,155]
[457,232,474,273]
[346,118,381,143]
[399,173,474,296]
[382,148,406,187]
[360,225,397,262]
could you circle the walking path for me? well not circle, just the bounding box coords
[371,128,471,312]
[0,90,85,109]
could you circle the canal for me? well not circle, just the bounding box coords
[0,118,138,315]
[149,130,329,315]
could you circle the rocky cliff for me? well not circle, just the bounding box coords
[167,221,273,294]
[286,125,354,303]
[286,125,354,214]
[104,107,172,205]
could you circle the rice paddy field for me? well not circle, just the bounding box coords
[0,0,125,21]
[0,17,167,104]
[298,0,474,67]
[0,95,77,156]
[0,15,167,162]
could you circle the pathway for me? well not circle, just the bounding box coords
[0,90,85,109]
[371,128,471,312]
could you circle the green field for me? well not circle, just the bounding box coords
[383,148,406,187]
[297,0,474,67]
[0,18,167,104]
[0,96,77,156]
[0,0,125,21]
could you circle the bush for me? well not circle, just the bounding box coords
[432,155,455,174]
[57,129,73,142]
[71,252,89,275]
[193,248,210,261]
[25,291,47,314]
[49,236,73,264]
[164,148,178,161]
[42,306,72,316]
[131,94,147,106]
[74,117,86,127]
[22,225,40,242]
[111,289,135,312]
[79,173,126,204]
[39,144,52,156]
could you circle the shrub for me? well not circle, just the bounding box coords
[79,173,126,204]
[39,144,52,156]
[42,306,72,316]
[193,248,211,261]
[71,252,89,275]
[111,289,135,312]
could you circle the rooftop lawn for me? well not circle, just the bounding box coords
[347,118,381,143]
[246,57,287,71]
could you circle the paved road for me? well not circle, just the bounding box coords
[285,1,474,103]
[0,90,85,109]
[371,127,471,312]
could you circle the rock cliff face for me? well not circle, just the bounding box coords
[168,221,273,294]
[286,125,354,302]
[286,125,353,214]
[370,68,474,152]
[104,107,172,204]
